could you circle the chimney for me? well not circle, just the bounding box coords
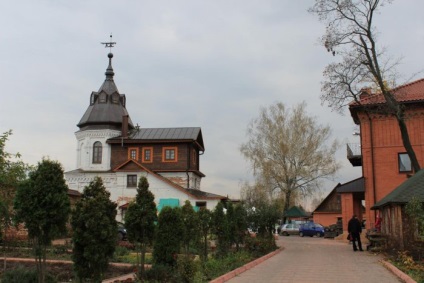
[122,115,129,138]
[359,88,372,101]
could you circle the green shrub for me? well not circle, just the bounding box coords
[114,252,153,265]
[244,235,277,257]
[202,251,253,280]
[176,255,200,283]
[391,251,424,283]
[212,202,231,257]
[192,270,208,283]
[144,264,177,282]
[114,245,130,257]
[1,265,57,283]
[51,245,68,255]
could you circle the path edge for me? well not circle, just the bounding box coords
[209,247,284,283]
[381,260,417,283]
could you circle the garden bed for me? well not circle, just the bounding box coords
[0,259,134,282]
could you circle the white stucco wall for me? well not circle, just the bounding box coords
[158,171,202,189]
[65,170,219,222]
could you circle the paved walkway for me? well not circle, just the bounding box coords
[226,235,403,283]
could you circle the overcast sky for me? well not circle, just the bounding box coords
[1,1,423,204]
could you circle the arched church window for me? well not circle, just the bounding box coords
[93,141,102,164]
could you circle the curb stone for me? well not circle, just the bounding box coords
[381,260,417,283]
[209,247,284,283]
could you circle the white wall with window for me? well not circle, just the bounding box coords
[65,170,218,222]
[75,129,121,171]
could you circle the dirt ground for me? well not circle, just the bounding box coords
[0,260,134,282]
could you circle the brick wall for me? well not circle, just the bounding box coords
[357,108,424,229]
[313,213,341,227]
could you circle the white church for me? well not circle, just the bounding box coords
[65,48,226,221]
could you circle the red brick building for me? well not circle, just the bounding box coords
[346,78,424,230]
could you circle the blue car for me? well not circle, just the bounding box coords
[299,222,325,237]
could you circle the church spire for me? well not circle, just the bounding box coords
[77,35,133,131]
[101,34,116,80]
[105,53,115,79]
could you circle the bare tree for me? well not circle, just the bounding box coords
[309,0,420,171]
[240,102,340,222]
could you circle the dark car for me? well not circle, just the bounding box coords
[279,223,300,236]
[299,222,325,237]
[117,222,127,241]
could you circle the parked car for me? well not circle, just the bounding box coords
[279,223,300,236]
[324,224,342,238]
[299,222,325,237]
[117,222,127,241]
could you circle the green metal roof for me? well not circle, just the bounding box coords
[372,169,424,209]
[283,206,308,217]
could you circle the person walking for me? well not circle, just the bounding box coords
[348,215,363,251]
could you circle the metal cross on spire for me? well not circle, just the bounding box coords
[101,34,116,52]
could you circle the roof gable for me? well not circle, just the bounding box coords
[112,159,221,200]
[372,169,424,209]
[313,177,364,213]
[314,185,340,213]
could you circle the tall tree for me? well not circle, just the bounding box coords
[309,0,420,171]
[0,130,28,192]
[240,177,286,214]
[211,202,231,257]
[244,196,280,238]
[153,206,183,267]
[124,176,157,279]
[71,177,117,283]
[240,102,339,222]
[181,200,200,255]
[197,208,212,261]
[0,130,29,270]
[229,203,248,251]
[14,158,70,283]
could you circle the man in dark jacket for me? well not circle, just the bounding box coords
[348,215,363,251]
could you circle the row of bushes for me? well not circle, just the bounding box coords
[142,236,277,283]
[1,173,280,283]
[131,198,278,282]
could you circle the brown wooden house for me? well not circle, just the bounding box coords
[372,169,424,251]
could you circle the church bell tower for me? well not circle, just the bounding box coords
[75,37,133,171]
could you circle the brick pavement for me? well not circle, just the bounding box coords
[226,235,404,283]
